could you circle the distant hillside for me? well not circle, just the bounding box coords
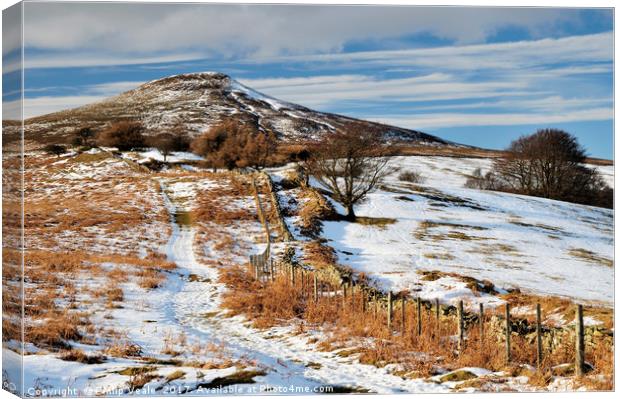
[4,72,448,146]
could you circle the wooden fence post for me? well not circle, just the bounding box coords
[505,303,511,364]
[362,290,366,313]
[479,303,484,342]
[401,298,406,332]
[313,274,318,302]
[536,303,543,369]
[270,259,275,282]
[290,265,295,286]
[417,297,422,336]
[575,304,585,377]
[343,283,348,308]
[387,292,393,330]
[435,298,440,321]
[254,260,259,281]
[458,300,464,352]
[373,293,378,319]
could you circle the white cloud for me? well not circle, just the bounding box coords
[372,108,613,129]
[409,96,612,113]
[86,81,146,96]
[13,3,601,62]
[3,81,146,119]
[250,32,612,73]
[241,73,535,108]
[5,52,207,74]
[4,95,104,119]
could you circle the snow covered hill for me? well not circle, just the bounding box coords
[11,72,446,146]
[273,156,614,307]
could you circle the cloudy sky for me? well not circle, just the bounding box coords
[2,2,614,158]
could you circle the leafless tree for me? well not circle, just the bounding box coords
[470,129,612,208]
[241,130,278,170]
[148,132,189,162]
[72,126,95,147]
[305,123,396,220]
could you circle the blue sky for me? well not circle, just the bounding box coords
[2,3,614,158]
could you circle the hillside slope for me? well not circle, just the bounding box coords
[272,156,614,306]
[9,72,447,146]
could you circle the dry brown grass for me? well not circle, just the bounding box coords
[218,262,614,388]
[19,247,176,352]
[104,339,143,358]
[59,348,106,364]
[26,311,85,349]
[297,188,336,237]
[191,173,255,226]
[137,268,165,289]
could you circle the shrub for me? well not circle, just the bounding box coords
[104,339,142,357]
[43,144,67,157]
[72,126,95,148]
[464,168,498,190]
[97,121,145,151]
[398,170,425,184]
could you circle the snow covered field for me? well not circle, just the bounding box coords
[273,156,614,307]
[3,150,613,395]
[328,156,613,306]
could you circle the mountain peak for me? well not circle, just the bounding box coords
[144,71,231,86]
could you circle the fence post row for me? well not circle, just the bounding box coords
[248,177,272,281]
[246,180,590,378]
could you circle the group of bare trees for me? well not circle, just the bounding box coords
[466,129,612,208]
[95,121,147,151]
[190,119,277,171]
[65,119,609,216]
[71,121,190,161]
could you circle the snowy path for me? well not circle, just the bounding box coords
[160,182,452,394]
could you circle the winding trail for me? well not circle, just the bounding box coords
[160,180,451,394]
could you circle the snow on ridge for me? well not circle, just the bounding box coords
[229,79,298,111]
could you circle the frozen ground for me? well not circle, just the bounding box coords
[3,152,612,395]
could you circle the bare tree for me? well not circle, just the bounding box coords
[471,129,612,208]
[148,132,189,162]
[191,120,249,171]
[72,126,95,147]
[305,123,395,220]
[241,130,278,170]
